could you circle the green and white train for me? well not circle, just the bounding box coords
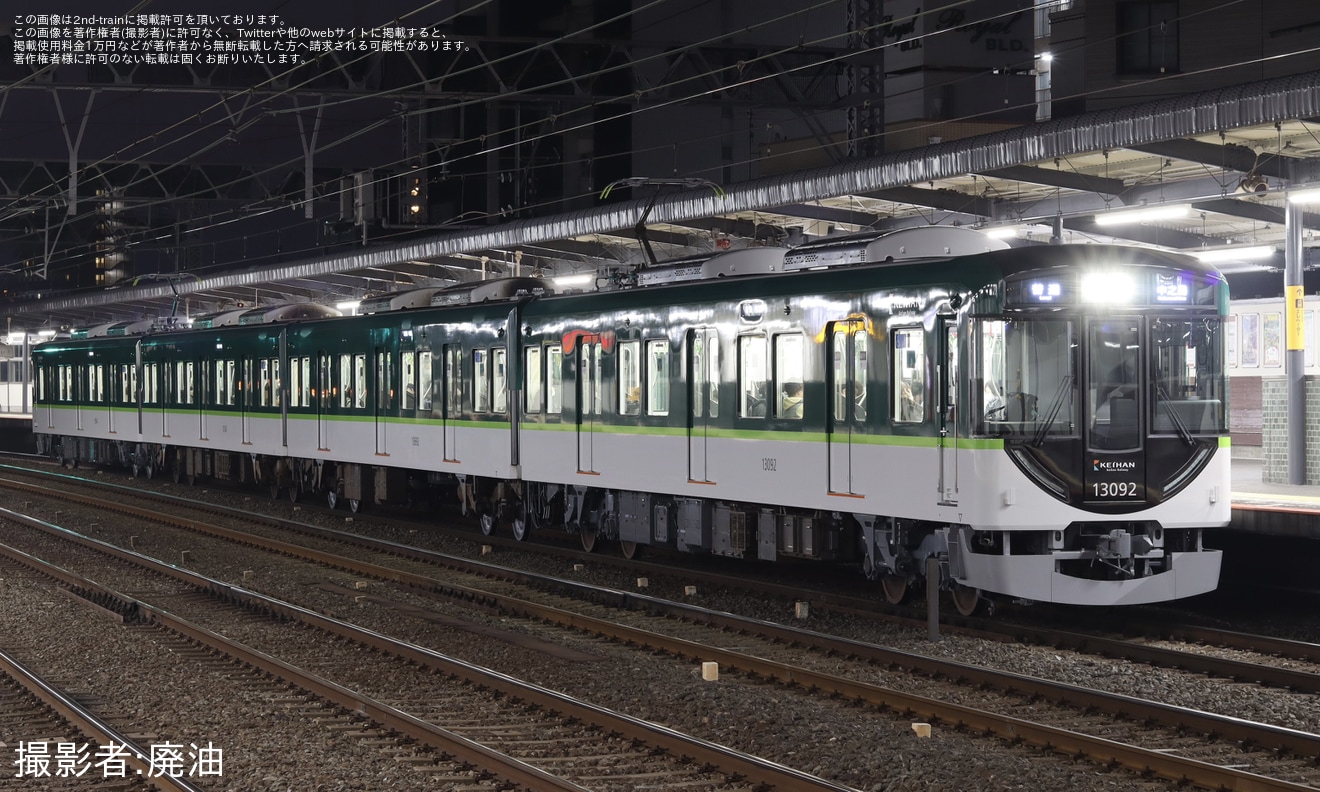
[32,228,1230,613]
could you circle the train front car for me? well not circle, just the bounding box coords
[939,245,1228,612]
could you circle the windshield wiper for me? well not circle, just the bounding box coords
[1032,375,1073,447]
[1156,384,1196,447]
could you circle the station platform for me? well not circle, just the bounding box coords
[1230,457,1320,537]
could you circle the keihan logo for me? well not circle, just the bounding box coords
[1093,459,1136,472]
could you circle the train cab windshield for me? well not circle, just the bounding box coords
[974,317,1075,438]
[974,314,1228,443]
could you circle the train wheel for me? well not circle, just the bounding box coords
[269,480,281,500]
[951,583,982,617]
[580,523,598,553]
[144,461,154,479]
[348,498,361,514]
[881,575,910,605]
[619,540,642,560]
[186,473,196,487]
[171,459,183,484]
[287,479,300,504]
[510,504,529,541]
[479,511,495,537]
[326,489,338,510]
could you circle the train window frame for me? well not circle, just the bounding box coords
[444,345,462,418]
[738,334,768,418]
[375,350,392,410]
[492,348,507,414]
[892,327,925,424]
[547,344,563,415]
[145,362,158,405]
[259,359,272,407]
[524,346,542,414]
[401,351,416,410]
[473,349,490,412]
[338,354,352,408]
[418,351,433,411]
[774,333,805,420]
[691,328,720,420]
[619,339,641,416]
[646,339,669,416]
[353,354,367,410]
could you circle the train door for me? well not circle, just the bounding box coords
[938,319,959,505]
[827,320,866,495]
[687,328,718,483]
[1085,317,1145,503]
[241,358,253,445]
[443,344,460,462]
[576,339,602,473]
[199,361,209,441]
[374,348,391,455]
[316,353,332,451]
[159,362,170,439]
[74,365,84,431]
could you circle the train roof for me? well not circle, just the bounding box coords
[782,226,1010,271]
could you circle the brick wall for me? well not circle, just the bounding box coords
[1262,377,1320,483]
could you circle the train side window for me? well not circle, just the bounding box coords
[185,361,195,405]
[417,351,433,410]
[145,363,158,404]
[647,339,669,416]
[294,357,309,407]
[271,358,282,407]
[774,334,804,420]
[401,351,416,409]
[738,335,768,418]
[693,330,720,418]
[473,349,489,412]
[619,340,640,415]
[174,361,185,404]
[227,361,239,406]
[547,344,563,414]
[492,348,507,413]
[299,357,310,406]
[892,328,925,423]
[339,354,352,408]
[353,354,367,409]
[376,351,392,409]
[289,359,300,408]
[524,346,542,414]
[259,359,271,407]
[444,345,462,417]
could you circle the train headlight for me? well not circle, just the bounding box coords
[1080,272,1136,303]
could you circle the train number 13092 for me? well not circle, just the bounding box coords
[1091,481,1138,498]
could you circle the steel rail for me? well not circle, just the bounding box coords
[0,504,855,792]
[0,645,207,792]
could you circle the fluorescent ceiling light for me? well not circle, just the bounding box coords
[335,300,360,312]
[1287,187,1320,204]
[1193,245,1275,262]
[983,227,1018,239]
[1093,203,1189,226]
[37,329,56,337]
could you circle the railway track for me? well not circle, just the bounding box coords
[0,639,186,792]
[0,504,853,791]
[2,463,1319,789]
